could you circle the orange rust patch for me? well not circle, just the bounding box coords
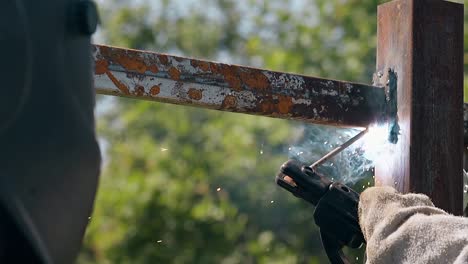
[168,67,181,81]
[260,101,274,113]
[258,96,275,113]
[215,65,241,91]
[277,95,293,114]
[150,85,161,96]
[159,55,169,65]
[99,47,149,74]
[148,64,159,74]
[134,86,145,96]
[226,75,242,91]
[188,88,203,100]
[106,71,130,95]
[191,60,210,72]
[209,63,219,73]
[222,95,237,108]
[95,59,108,75]
[116,55,147,74]
[239,70,270,90]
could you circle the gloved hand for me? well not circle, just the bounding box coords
[358,187,468,264]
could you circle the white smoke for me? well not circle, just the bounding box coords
[287,124,380,186]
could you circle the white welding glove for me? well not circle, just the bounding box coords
[358,186,468,264]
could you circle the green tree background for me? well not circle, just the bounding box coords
[78,1,468,263]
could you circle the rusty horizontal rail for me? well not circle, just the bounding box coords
[93,44,387,127]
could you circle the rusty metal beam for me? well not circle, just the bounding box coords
[93,44,387,127]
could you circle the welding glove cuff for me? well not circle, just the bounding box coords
[358,186,468,264]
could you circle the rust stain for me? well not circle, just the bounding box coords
[159,55,169,65]
[188,88,203,100]
[277,95,293,114]
[191,60,210,72]
[226,76,242,91]
[168,67,181,81]
[116,55,147,74]
[148,64,159,74]
[150,85,161,96]
[260,101,274,113]
[95,59,108,75]
[210,63,219,73]
[259,96,275,113]
[212,65,241,91]
[99,47,149,74]
[239,70,270,90]
[134,85,145,96]
[222,95,237,108]
[106,71,130,95]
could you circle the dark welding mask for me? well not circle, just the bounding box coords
[0,1,100,263]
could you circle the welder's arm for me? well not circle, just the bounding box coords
[358,187,468,264]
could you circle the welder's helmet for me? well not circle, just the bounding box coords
[0,1,100,263]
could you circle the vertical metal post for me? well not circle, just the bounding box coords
[375,0,464,215]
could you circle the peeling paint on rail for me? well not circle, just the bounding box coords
[93,44,387,127]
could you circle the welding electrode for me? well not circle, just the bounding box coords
[310,128,368,170]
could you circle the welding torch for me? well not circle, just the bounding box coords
[275,129,368,264]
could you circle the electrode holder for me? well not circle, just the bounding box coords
[276,160,365,264]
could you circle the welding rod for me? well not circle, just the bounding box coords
[310,128,369,170]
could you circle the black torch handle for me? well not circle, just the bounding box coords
[320,229,350,264]
[276,160,365,264]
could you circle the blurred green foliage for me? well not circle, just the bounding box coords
[78,1,468,263]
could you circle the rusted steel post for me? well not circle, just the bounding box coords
[375,0,464,215]
[93,45,386,127]
[464,104,468,216]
